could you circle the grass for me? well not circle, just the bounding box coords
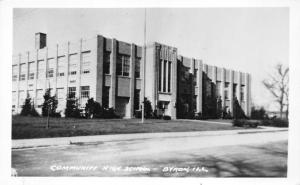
[12,115,240,139]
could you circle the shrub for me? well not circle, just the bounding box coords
[102,108,120,119]
[261,118,288,127]
[65,94,81,118]
[162,115,171,120]
[85,98,103,118]
[233,119,259,128]
[42,89,58,117]
[251,106,267,120]
[20,96,39,117]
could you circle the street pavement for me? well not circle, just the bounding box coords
[12,130,288,177]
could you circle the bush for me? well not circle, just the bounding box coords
[233,119,259,128]
[261,118,288,127]
[20,96,39,117]
[251,106,267,120]
[162,115,171,120]
[102,108,120,119]
[42,89,58,117]
[65,94,81,118]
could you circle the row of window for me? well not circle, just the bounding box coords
[12,86,91,108]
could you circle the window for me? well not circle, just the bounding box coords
[20,74,26,81]
[104,52,111,74]
[240,86,245,101]
[80,86,90,98]
[69,71,77,75]
[116,55,123,76]
[19,64,26,81]
[194,69,198,84]
[29,73,34,80]
[82,69,90,74]
[168,61,171,92]
[69,54,77,76]
[102,86,109,109]
[57,56,66,77]
[28,62,35,80]
[163,61,166,92]
[159,59,162,91]
[12,75,18,81]
[135,58,141,78]
[12,91,17,108]
[68,87,76,98]
[224,82,229,100]
[47,68,54,78]
[117,54,130,76]
[123,56,130,76]
[216,81,221,97]
[47,58,55,78]
[37,60,45,79]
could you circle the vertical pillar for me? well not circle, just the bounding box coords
[95,35,104,104]
[33,50,38,107]
[109,39,117,108]
[229,70,234,114]
[128,43,136,118]
[16,54,21,113]
[236,72,241,103]
[76,39,82,105]
[212,66,217,84]
[54,44,58,97]
[196,59,203,113]
[25,52,29,98]
[170,51,177,119]
[245,73,251,116]
[161,58,164,92]
[65,42,70,102]
[44,47,48,93]
[220,68,225,108]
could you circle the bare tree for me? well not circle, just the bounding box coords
[262,64,289,119]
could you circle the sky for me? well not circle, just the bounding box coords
[13,8,289,111]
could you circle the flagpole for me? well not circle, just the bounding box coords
[141,8,147,123]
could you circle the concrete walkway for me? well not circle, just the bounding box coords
[12,126,288,150]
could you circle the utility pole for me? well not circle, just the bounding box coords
[141,8,147,123]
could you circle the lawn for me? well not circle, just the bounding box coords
[12,116,239,139]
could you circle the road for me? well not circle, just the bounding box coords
[12,131,288,177]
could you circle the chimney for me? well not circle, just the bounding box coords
[35,32,47,49]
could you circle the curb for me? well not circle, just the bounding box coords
[12,127,288,150]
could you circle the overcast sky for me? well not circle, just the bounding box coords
[13,8,289,111]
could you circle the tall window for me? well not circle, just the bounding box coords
[194,69,198,85]
[47,58,55,78]
[19,64,26,81]
[69,54,77,76]
[28,62,35,80]
[57,56,66,77]
[103,51,111,74]
[167,61,171,92]
[224,82,229,100]
[159,59,162,91]
[135,57,141,78]
[82,51,91,75]
[80,86,90,106]
[37,60,45,79]
[12,91,17,108]
[116,54,130,76]
[240,85,245,101]
[68,87,76,98]
[12,65,18,81]
[216,81,221,97]
[163,61,167,92]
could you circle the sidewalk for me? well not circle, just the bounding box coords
[12,126,288,150]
